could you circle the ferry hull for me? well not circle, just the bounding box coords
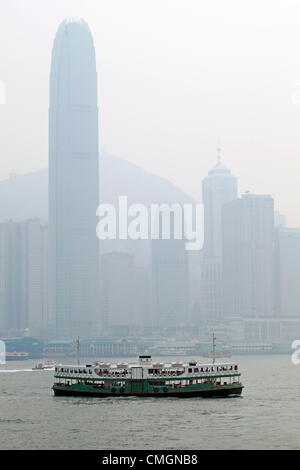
[52,384,243,399]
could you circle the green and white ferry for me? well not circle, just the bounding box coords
[52,354,243,398]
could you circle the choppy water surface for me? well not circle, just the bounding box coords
[0,355,299,450]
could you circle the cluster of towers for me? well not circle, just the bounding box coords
[1,17,300,345]
[43,17,300,343]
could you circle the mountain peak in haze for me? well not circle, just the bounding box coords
[0,155,194,222]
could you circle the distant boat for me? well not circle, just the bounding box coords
[32,360,56,370]
[6,351,29,361]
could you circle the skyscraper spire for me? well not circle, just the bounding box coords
[203,149,237,256]
[217,145,222,164]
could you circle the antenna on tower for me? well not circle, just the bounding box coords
[217,145,222,164]
[212,333,216,364]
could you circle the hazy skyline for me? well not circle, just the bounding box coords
[0,0,300,225]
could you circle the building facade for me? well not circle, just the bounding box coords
[0,219,47,338]
[222,193,276,320]
[151,210,189,332]
[275,227,300,318]
[48,18,100,340]
[200,153,237,325]
[100,252,136,336]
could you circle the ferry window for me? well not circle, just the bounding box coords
[188,368,192,373]
[89,370,92,374]
[194,368,198,373]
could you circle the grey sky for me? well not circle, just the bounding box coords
[0,0,299,226]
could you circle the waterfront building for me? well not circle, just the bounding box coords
[0,219,47,338]
[44,338,137,358]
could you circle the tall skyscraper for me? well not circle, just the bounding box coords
[274,211,286,228]
[202,149,238,258]
[200,151,237,324]
[151,210,189,332]
[222,194,275,320]
[0,219,47,338]
[101,252,136,336]
[48,18,100,340]
[275,227,300,318]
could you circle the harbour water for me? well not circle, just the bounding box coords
[0,354,299,450]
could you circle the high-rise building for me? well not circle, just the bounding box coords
[276,227,300,318]
[48,18,100,340]
[101,252,136,336]
[151,210,189,332]
[202,150,238,258]
[274,211,286,228]
[200,151,237,325]
[244,223,300,342]
[0,219,47,338]
[222,193,276,320]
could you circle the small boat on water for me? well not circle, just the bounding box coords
[33,360,56,370]
[6,351,29,361]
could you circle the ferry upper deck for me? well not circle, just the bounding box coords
[54,355,240,380]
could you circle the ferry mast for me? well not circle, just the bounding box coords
[76,337,80,366]
[212,333,216,364]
